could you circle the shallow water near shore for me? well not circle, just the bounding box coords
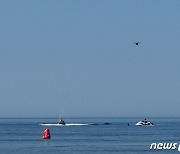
[0,118,180,153]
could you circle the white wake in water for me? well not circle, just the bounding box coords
[40,123,95,126]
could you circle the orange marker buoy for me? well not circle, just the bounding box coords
[43,128,51,139]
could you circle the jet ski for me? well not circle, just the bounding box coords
[58,118,65,125]
[135,119,154,126]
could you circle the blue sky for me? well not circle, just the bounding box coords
[0,0,180,118]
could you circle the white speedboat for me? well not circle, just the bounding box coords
[135,119,154,126]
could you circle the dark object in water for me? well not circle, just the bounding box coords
[104,122,111,125]
[134,42,140,46]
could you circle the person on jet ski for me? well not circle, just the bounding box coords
[59,118,65,125]
[144,119,148,123]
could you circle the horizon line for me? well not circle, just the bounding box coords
[1,116,180,119]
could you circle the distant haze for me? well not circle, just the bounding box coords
[0,0,180,118]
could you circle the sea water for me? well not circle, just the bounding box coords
[0,118,180,154]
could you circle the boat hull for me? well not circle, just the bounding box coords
[135,121,154,126]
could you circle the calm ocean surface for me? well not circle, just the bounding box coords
[0,118,180,154]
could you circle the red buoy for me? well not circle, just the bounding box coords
[43,128,51,139]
